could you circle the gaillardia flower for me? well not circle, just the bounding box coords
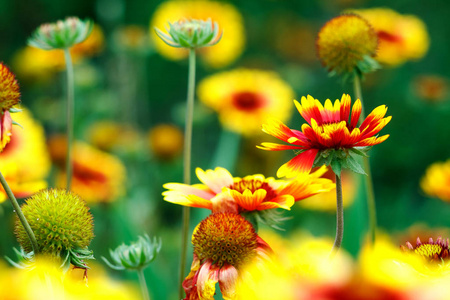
[0,62,21,151]
[259,94,391,177]
[420,159,450,202]
[401,237,449,263]
[48,136,126,204]
[316,14,379,76]
[197,69,295,135]
[183,212,272,299]
[15,189,94,270]
[28,17,93,50]
[150,0,245,68]
[163,166,334,213]
[351,8,429,66]
[0,108,51,203]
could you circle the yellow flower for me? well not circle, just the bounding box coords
[0,108,51,203]
[299,168,357,211]
[316,14,378,75]
[420,159,450,202]
[148,123,184,160]
[351,8,430,66]
[86,120,142,153]
[413,74,449,103]
[48,135,126,204]
[112,25,150,54]
[150,0,245,68]
[197,69,295,135]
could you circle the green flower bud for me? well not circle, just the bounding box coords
[28,17,93,50]
[154,18,222,49]
[102,234,161,271]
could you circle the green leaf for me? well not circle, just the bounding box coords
[330,159,342,177]
[345,154,367,175]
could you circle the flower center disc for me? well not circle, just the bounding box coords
[415,244,443,260]
[232,92,265,112]
[192,212,258,268]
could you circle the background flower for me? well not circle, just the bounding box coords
[420,159,450,202]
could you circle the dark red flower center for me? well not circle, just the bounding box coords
[377,30,403,43]
[231,92,266,112]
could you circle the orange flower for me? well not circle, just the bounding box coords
[259,94,390,177]
[163,166,334,213]
[183,212,272,299]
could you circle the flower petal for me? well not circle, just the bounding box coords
[257,142,303,151]
[163,183,215,199]
[277,149,319,178]
[197,259,219,300]
[257,195,294,210]
[196,167,234,194]
[218,264,239,300]
[162,191,213,210]
[228,188,267,211]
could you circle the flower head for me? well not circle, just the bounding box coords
[48,136,126,204]
[163,166,334,214]
[183,212,272,299]
[150,0,244,68]
[15,189,94,270]
[28,17,93,50]
[401,237,450,263]
[0,108,51,203]
[197,69,295,135]
[350,8,429,66]
[148,123,184,160]
[420,159,450,202]
[259,94,391,177]
[102,234,162,271]
[316,14,379,76]
[155,18,222,49]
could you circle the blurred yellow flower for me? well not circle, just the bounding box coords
[12,25,104,81]
[413,74,449,103]
[112,25,151,54]
[299,168,357,211]
[48,135,126,204]
[197,69,295,135]
[148,123,184,160]
[0,108,51,203]
[351,8,429,66]
[420,159,450,202]
[86,120,142,153]
[150,0,245,68]
[0,258,140,300]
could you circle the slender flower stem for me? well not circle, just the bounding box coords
[0,171,39,254]
[353,74,377,244]
[63,48,74,190]
[330,174,344,256]
[179,48,196,298]
[137,268,150,300]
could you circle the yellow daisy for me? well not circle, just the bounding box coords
[150,0,245,68]
[0,108,51,203]
[197,68,295,135]
[351,8,429,66]
[420,159,450,202]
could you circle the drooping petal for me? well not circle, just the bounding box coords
[277,149,319,178]
[163,183,215,200]
[218,264,239,300]
[182,255,201,300]
[197,259,220,300]
[212,191,239,214]
[0,110,13,151]
[162,191,214,210]
[196,167,234,194]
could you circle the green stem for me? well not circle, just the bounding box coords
[137,268,150,300]
[353,74,377,244]
[179,48,196,299]
[0,171,39,254]
[330,174,344,256]
[63,48,74,191]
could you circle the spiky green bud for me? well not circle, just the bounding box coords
[28,17,93,50]
[102,234,161,271]
[154,18,222,49]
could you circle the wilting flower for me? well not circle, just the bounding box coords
[197,69,295,135]
[28,17,93,50]
[155,18,222,49]
[150,0,245,68]
[299,168,357,211]
[148,123,184,160]
[351,8,429,66]
[163,166,334,214]
[102,234,162,271]
[0,108,51,203]
[0,62,21,151]
[15,189,94,270]
[184,212,272,299]
[316,14,379,77]
[420,159,450,202]
[259,94,391,177]
[48,136,126,204]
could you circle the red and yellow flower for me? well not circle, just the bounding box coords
[197,69,295,135]
[183,212,272,299]
[259,94,391,178]
[163,166,334,213]
[420,159,450,202]
[351,8,429,66]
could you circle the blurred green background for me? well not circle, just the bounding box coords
[1,0,450,299]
